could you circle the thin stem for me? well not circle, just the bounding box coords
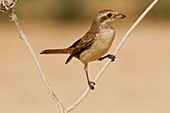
[10,10,64,113]
[65,0,159,112]
[113,0,159,56]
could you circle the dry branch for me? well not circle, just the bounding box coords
[1,0,64,113]
[0,0,159,113]
[10,9,64,113]
[10,10,65,113]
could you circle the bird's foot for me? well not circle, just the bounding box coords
[88,81,95,90]
[108,54,116,62]
[98,54,116,62]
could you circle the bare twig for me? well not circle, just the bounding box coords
[65,0,159,112]
[6,6,64,113]
[10,10,65,113]
[1,0,64,112]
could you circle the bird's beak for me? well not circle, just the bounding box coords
[115,13,126,19]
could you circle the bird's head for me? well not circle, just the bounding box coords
[92,9,126,29]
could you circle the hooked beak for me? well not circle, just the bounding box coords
[115,13,126,19]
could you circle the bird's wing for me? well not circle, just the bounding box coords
[74,33,95,53]
[68,38,82,48]
[65,33,95,64]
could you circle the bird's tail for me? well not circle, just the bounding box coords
[40,48,74,54]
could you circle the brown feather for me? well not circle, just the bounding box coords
[40,48,74,54]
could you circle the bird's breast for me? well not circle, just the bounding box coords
[80,29,115,64]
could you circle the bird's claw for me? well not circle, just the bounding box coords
[88,81,95,90]
[108,54,116,62]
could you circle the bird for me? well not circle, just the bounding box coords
[40,9,126,90]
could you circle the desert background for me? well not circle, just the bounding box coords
[0,0,170,113]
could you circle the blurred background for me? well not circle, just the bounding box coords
[0,0,170,113]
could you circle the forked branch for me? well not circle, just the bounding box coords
[1,0,159,113]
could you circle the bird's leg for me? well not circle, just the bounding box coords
[98,54,116,62]
[84,64,95,90]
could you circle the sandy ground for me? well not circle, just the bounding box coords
[0,20,170,113]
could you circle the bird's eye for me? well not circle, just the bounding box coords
[107,13,112,18]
